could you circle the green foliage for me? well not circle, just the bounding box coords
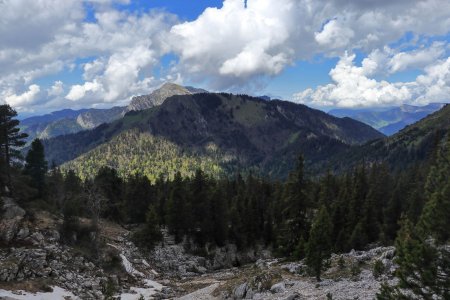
[378,137,450,298]
[0,104,28,187]
[305,205,333,281]
[24,139,48,197]
[133,205,163,250]
[372,260,385,279]
[277,156,312,257]
[62,130,225,182]
[43,93,382,180]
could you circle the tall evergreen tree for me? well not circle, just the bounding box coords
[167,172,188,243]
[94,167,123,221]
[278,155,311,256]
[305,205,333,281]
[378,135,450,300]
[0,104,28,186]
[133,205,163,249]
[377,218,450,300]
[24,138,48,197]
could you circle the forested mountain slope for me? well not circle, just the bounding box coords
[329,103,445,135]
[43,93,383,179]
[327,104,450,171]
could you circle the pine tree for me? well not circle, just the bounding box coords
[0,104,28,186]
[278,155,311,256]
[210,184,227,246]
[349,221,367,251]
[133,205,163,249]
[378,135,450,299]
[377,218,450,299]
[305,205,333,281]
[24,138,48,197]
[94,167,123,221]
[167,172,188,243]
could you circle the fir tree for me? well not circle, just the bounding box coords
[24,139,48,197]
[167,172,188,243]
[305,205,333,281]
[0,104,28,186]
[133,205,163,249]
[278,155,311,256]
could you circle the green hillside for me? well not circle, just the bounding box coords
[43,93,383,179]
[327,104,450,171]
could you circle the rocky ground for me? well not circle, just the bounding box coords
[0,197,397,299]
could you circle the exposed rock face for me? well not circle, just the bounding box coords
[212,244,271,270]
[0,197,26,244]
[126,82,205,112]
[178,246,397,300]
[148,230,272,279]
[0,201,168,299]
[76,106,126,129]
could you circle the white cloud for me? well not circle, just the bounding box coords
[169,0,450,90]
[294,53,450,108]
[388,42,447,73]
[4,84,41,108]
[315,19,355,49]
[48,81,65,97]
[1,0,450,112]
[0,1,177,112]
[66,81,103,101]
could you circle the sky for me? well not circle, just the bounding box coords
[1,0,450,116]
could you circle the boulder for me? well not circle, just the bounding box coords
[233,282,249,299]
[270,282,286,293]
[0,197,26,243]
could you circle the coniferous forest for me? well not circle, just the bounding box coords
[1,103,449,299]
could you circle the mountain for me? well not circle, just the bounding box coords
[20,83,207,142]
[42,93,383,179]
[75,106,126,129]
[327,104,450,171]
[20,107,126,141]
[20,109,88,141]
[329,103,446,135]
[126,82,207,112]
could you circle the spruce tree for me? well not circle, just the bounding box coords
[167,172,187,243]
[278,155,311,256]
[24,138,48,197]
[305,205,333,281]
[378,135,450,299]
[133,205,163,249]
[0,104,28,186]
[377,218,450,299]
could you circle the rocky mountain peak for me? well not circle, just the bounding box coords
[126,82,206,112]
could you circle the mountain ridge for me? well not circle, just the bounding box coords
[329,103,446,135]
[42,92,383,179]
[325,103,450,172]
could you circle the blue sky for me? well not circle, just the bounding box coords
[1,0,449,116]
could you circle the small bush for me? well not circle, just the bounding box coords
[338,256,345,270]
[373,260,385,279]
[350,262,361,277]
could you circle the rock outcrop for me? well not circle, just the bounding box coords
[0,197,26,244]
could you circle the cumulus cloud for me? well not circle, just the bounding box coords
[4,85,41,108]
[1,0,450,112]
[315,19,355,50]
[170,0,299,89]
[48,81,65,97]
[293,53,450,108]
[0,1,177,112]
[170,0,450,90]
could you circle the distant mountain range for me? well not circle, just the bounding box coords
[20,83,207,141]
[329,103,446,135]
[40,92,383,179]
